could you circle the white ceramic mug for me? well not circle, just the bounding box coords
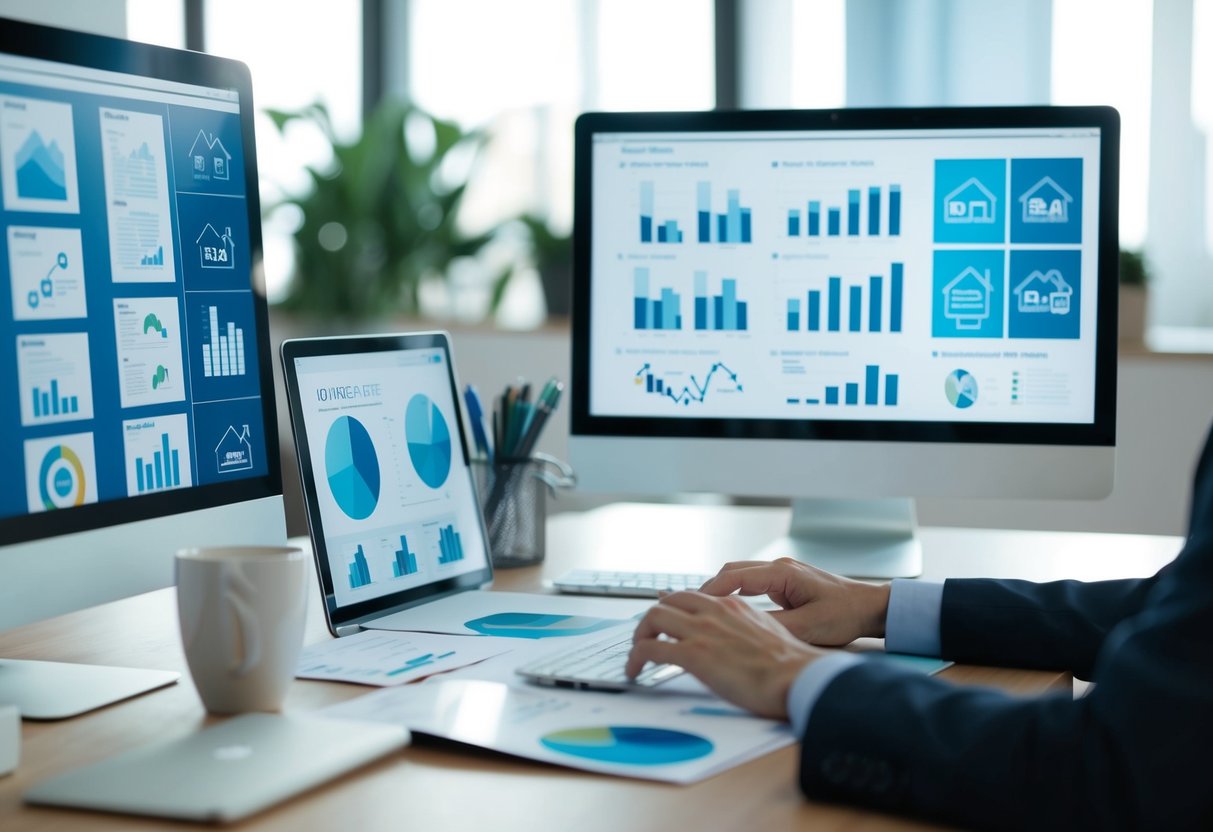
[176,546,308,715]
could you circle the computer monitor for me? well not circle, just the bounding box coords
[0,20,284,716]
[570,107,1119,578]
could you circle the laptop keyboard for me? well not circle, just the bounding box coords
[552,569,715,598]
[516,631,685,690]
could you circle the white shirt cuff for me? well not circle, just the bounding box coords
[884,579,945,657]
[786,652,864,738]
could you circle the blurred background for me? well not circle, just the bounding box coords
[4,0,1213,537]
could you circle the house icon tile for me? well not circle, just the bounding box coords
[187,129,232,182]
[1019,176,1073,223]
[944,177,998,224]
[1013,268,1073,315]
[215,424,253,474]
[196,223,235,270]
[942,267,993,329]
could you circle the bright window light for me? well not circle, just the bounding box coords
[791,0,846,109]
[1194,0,1213,256]
[125,0,184,49]
[1051,0,1153,249]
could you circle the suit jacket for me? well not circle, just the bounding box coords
[799,427,1213,830]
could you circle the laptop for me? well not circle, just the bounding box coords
[280,333,495,637]
[25,714,409,822]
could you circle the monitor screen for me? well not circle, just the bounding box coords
[573,109,1118,448]
[0,43,276,541]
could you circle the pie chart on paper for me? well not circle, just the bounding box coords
[405,394,452,489]
[540,726,714,766]
[325,415,380,520]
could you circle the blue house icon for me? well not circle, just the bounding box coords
[1019,176,1073,223]
[942,267,993,329]
[944,177,998,224]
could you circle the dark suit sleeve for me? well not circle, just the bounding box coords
[796,427,1213,829]
[938,572,1165,679]
[797,563,1213,830]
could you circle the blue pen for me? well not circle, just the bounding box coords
[463,385,493,462]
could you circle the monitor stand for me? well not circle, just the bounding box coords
[754,498,923,579]
[0,659,179,721]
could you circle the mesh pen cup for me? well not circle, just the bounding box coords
[474,454,575,568]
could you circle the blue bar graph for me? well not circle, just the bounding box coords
[393,535,418,577]
[140,246,164,266]
[800,366,900,409]
[632,268,683,330]
[698,182,753,243]
[785,264,903,335]
[693,272,747,331]
[349,545,372,589]
[639,181,682,243]
[31,379,80,419]
[438,524,464,564]
[134,431,183,493]
[792,184,902,238]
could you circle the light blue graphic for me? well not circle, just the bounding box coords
[1009,250,1082,339]
[464,612,628,639]
[933,250,1005,338]
[945,370,978,409]
[325,415,380,520]
[15,131,67,201]
[934,159,1006,243]
[541,726,714,766]
[405,394,452,489]
[1011,158,1083,244]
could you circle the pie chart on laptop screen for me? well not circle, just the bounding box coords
[325,415,380,520]
[406,394,451,489]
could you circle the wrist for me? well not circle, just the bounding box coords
[862,581,891,638]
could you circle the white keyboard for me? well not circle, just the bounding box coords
[552,569,715,598]
[515,631,685,691]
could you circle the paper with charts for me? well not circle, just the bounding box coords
[323,676,794,784]
[362,590,653,639]
[296,630,513,687]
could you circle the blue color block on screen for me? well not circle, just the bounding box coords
[934,159,1006,243]
[1010,158,1083,244]
[932,249,1005,338]
[1008,249,1082,339]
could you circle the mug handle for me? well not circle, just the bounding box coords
[222,565,261,678]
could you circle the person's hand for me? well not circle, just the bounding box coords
[697,558,890,647]
[624,591,826,720]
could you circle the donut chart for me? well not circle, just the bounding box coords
[38,444,86,510]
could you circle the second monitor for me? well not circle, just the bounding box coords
[570,107,1120,577]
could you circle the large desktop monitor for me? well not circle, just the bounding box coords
[570,107,1119,577]
[0,20,284,716]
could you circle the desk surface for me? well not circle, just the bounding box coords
[0,504,1183,832]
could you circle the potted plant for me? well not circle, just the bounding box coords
[515,214,573,319]
[265,100,499,322]
[1118,248,1149,344]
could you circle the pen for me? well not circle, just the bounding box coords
[463,385,493,462]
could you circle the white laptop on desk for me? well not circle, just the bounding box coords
[280,334,682,691]
[281,333,498,638]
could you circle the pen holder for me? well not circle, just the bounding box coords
[474,454,576,568]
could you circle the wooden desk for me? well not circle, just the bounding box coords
[0,504,1182,831]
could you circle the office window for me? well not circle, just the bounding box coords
[1195,0,1213,258]
[125,0,185,49]
[1051,0,1153,250]
[404,0,712,323]
[204,0,363,302]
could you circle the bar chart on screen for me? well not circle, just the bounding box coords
[786,183,903,239]
[121,413,193,495]
[782,263,905,334]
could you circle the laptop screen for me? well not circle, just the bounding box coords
[290,343,489,613]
